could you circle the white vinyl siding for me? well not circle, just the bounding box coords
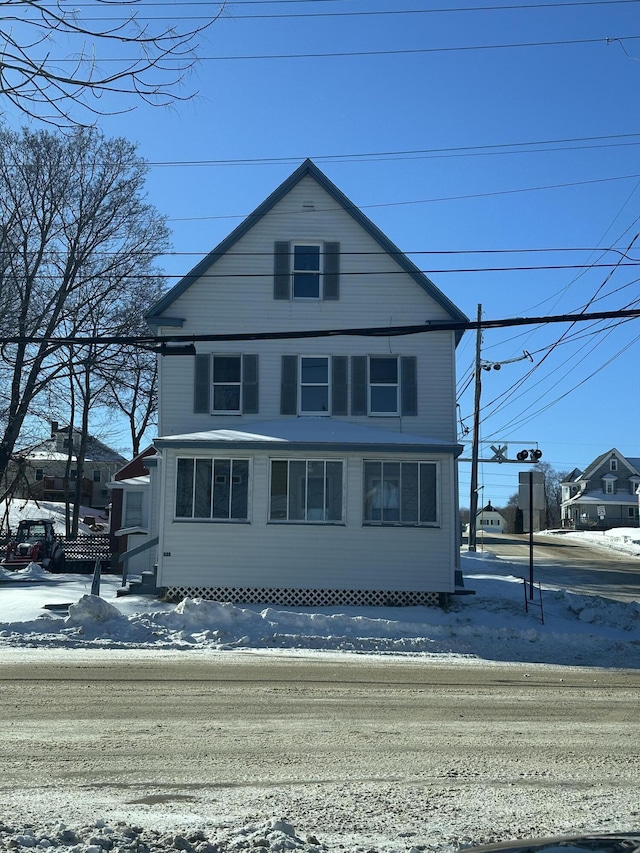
[156,177,457,442]
[157,452,456,594]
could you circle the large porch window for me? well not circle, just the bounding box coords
[363,460,438,525]
[175,457,249,520]
[270,459,344,522]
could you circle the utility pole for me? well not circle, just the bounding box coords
[468,304,482,552]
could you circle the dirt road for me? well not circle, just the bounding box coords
[1,652,639,846]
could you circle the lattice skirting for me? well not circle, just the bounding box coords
[162,586,443,607]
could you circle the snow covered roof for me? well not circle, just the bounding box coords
[154,418,463,455]
[19,433,127,464]
[563,491,639,506]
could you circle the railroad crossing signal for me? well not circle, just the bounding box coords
[490,444,508,463]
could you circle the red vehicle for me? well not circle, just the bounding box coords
[3,519,66,572]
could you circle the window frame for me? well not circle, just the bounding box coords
[610,458,618,471]
[363,460,440,527]
[174,456,251,522]
[211,354,243,415]
[291,242,322,300]
[368,355,400,416]
[124,490,145,528]
[269,458,345,524]
[299,355,331,415]
[605,480,615,495]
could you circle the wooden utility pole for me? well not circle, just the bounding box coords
[468,304,482,552]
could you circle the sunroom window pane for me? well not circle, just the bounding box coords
[194,459,212,518]
[420,463,437,523]
[212,459,230,519]
[270,460,288,520]
[176,458,194,518]
[326,461,343,521]
[231,460,249,519]
[289,460,307,520]
[307,461,325,520]
[401,463,419,523]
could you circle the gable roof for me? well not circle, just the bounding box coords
[18,432,127,465]
[581,448,640,479]
[147,159,468,340]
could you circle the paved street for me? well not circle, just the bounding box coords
[0,653,639,842]
[469,531,640,602]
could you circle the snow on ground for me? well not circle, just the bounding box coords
[0,528,638,668]
[1,529,639,853]
[0,498,109,535]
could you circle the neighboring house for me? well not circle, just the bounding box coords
[11,422,127,509]
[561,449,640,529]
[144,159,469,607]
[108,446,158,574]
[477,501,506,534]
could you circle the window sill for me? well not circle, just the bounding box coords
[173,518,250,523]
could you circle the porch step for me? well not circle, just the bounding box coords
[117,570,160,597]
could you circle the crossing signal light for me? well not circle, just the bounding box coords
[516,448,543,462]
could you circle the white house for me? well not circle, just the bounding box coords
[11,421,127,509]
[476,501,506,534]
[144,159,469,607]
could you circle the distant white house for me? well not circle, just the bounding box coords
[10,422,127,509]
[476,501,506,534]
[141,159,469,607]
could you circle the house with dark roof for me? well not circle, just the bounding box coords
[561,449,640,529]
[11,422,127,509]
[143,159,469,606]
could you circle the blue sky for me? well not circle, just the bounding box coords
[12,0,640,506]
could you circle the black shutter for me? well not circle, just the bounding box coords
[281,355,298,415]
[194,354,210,414]
[401,356,417,416]
[242,354,259,414]
[323,241,340,300]
[351,356,367,416]
[274,241,290,300]
[332,356,348,415]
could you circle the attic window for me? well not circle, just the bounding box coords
[292,244,321,298]
[610,458,618,471]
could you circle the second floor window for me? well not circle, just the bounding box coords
[605,480,614,494]
[213,355,242,412]
[300,357,330,413]
[369,356,399,415]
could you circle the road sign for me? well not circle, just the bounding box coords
[597,505,606,518]
[490,444,508,463]
[518,470,545,511]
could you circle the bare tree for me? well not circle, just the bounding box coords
[0,0,224,126]
[97,277,165,457]
[0,124,169,485]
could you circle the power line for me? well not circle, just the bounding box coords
[24,0,640,20]
[165,173,640,223]
[4,306,640,348]
[27,34,640,61]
